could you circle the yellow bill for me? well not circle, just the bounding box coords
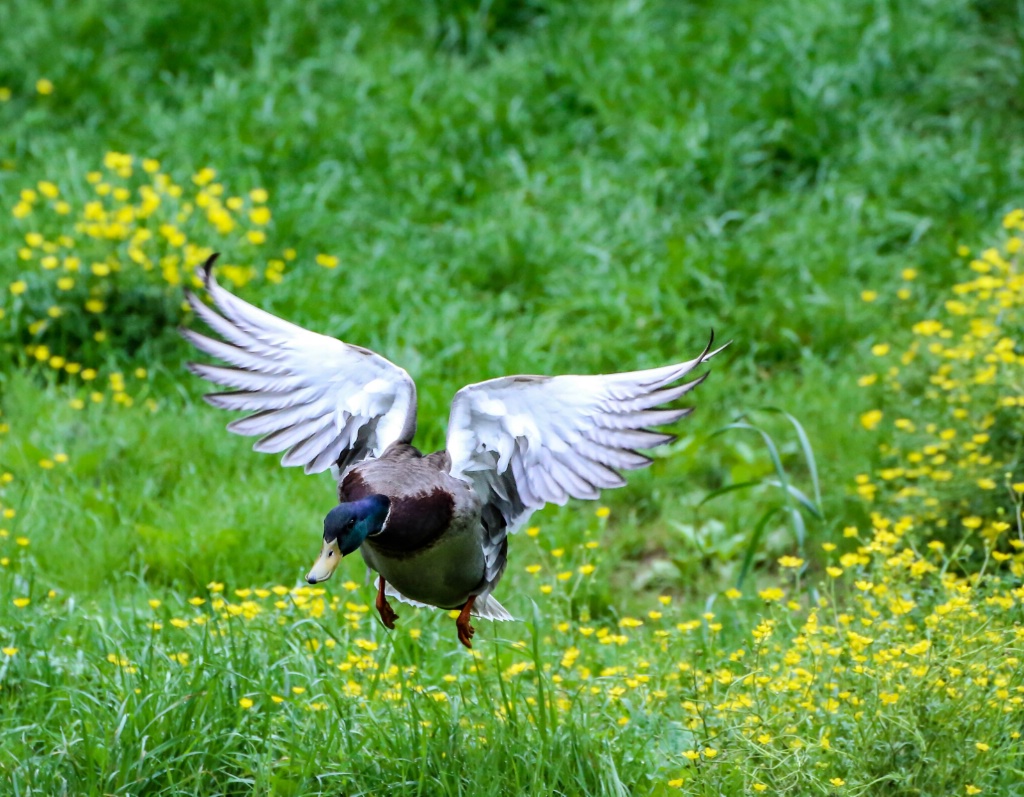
[306,538,343,584]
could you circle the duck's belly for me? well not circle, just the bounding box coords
[360,525,486,610]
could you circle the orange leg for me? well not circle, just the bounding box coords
[375,575,398,629]
[456,596,476,649]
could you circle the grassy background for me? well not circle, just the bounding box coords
[1,0,1023,794]
[2,0,1021,591]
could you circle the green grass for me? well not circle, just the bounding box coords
[2,0,1024,794]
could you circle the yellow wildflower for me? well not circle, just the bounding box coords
[860,410,883,431]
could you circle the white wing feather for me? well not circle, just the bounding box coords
[181,255,417,476]
[447,334,726,542]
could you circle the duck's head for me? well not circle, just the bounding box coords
[306,495,390,585]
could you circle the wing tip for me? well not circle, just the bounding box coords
[687,370,712,393]
[201,252,220,285]
[178,324,202,345]
[202,391,233,409]
[190,252,221,292]
[702,329,732,362]
[653,431,678,447]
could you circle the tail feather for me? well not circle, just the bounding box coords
[383,585,515,621]
[471,593,515,621]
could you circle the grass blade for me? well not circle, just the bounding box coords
[737,505,784,588]
[759,406,823,513]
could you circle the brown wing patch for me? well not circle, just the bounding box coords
[339,469,374,502]
[338,443,425,501]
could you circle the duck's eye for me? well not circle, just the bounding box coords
[345,518,356,530]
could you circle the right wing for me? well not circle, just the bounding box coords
[181,254,418,476]
[446,333,726,596]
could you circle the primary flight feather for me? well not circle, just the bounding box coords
[183,254,726,648]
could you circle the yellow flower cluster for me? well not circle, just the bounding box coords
[857,210,1024,558]
[58,512,1024,791]
[6,152,292,410]
[3,491,1021,793]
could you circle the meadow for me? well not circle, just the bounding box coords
[2,0,1024,794]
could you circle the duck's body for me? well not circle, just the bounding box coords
[183,255,725,647]
[341,444,509,619]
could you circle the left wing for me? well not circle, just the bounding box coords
[445,334,726,595]
[181,255,418,476]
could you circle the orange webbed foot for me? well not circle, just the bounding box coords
[456,596,477,649]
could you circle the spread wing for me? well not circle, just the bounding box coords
[445,334,726,594]
[181,255,417,476]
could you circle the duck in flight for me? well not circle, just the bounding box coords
[182,254,726,648]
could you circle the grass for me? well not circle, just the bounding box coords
[2,0,1024,794]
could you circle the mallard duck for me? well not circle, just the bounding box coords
[182,255,726,647]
